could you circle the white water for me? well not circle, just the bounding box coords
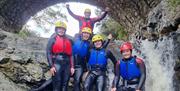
[134,37,175,91]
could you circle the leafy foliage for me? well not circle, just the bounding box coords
[23,4,67,37]
[99,17,128,40]
[31,4,67,32]
[167,0,180,11]
[18,26,40,38]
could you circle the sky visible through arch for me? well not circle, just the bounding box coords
[26,2,101,38]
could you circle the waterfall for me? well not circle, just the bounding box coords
[133,36,175,91]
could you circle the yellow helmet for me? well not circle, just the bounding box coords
[81,27,92,34]
[55,21,67,30]
[84,8,91,13]
[92,34,103,42]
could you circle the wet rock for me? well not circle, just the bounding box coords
[0,33,7,40]
[144,0,180,40]
[0,42,7,50]
[23,63,43,82]
[0,72,26,91]
[0,30,48,90]
[5,47,15,54]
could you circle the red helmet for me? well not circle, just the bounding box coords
[120,42,133,53]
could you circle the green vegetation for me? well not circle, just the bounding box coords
[18,30,30,38]
[32,4,67,32]
[23,4,67,37]
[167,0,180,10]
[18,26,40,38]
[99,17,128,40]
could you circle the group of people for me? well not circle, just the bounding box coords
[32,4,146,91]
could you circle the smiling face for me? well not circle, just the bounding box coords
[94,40,103,49]
[56,27,66,36]
[122,49,132,59]
[82,32,90,40]
[84,12,91,18]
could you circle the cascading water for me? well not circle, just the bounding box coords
[133,36,175,91]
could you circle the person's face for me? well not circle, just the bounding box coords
[94,40,102,49]
[56,27,66,36]
[122,49,132,59]
[84,12,91,18]
[82,32,90,40]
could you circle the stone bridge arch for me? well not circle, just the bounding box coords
[0,0,160,33]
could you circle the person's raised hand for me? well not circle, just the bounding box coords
[108,33,113,40]
[105,7,110,12]
[66,4,70,8]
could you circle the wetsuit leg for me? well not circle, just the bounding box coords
[96,75,105,91]
[31,78,53,91]
[61,64,70,91]
[52,63,62,91]
[127,87,135,91]
[73,67,83,91]
[126,84,136,91]
[84,73,96,91]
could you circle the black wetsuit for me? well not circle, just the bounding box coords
[46,33,73,91]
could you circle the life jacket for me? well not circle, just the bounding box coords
[79,17,93,31]
[73,36,90,58]
[52,35,72,56]
[88,48,107,69]
[119,57,141,80]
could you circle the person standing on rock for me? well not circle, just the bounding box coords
[66,4,109,34]
[72,27,92,91]
[111,42,146,91]
[73,27,113,91]
[84,34,117,91]
[46,21,75,91]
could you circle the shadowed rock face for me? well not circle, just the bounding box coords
[0,30,50,91]
[0,0,161,33]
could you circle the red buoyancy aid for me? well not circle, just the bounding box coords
[52,35,72,56]
[80,17,93,31]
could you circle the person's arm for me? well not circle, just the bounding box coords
[70,55,74,68]
[103,33,112,49]
[46,35,56,68]
[112,61,120,88]
[86,48,92,71]
[103,39,110,49]
[69,38,74,69]
[107,50,117,68]
[66,6,81,20]
[92,11,108,22]
[136,58,146,90]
